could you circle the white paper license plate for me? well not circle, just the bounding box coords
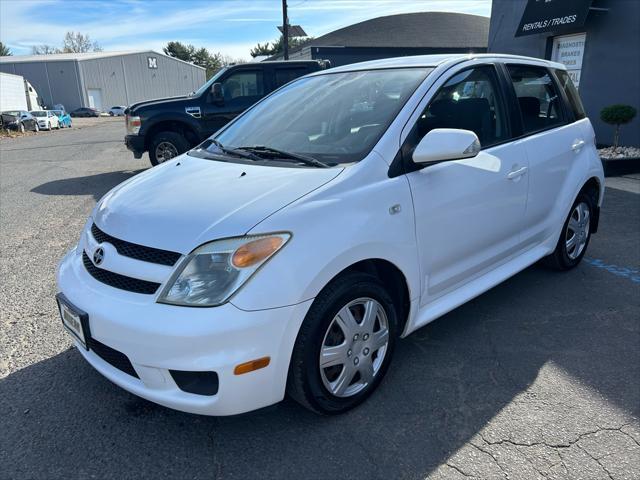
[58,296,87,348]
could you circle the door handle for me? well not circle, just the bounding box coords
[507,166,528,180]
[571,139,585,151]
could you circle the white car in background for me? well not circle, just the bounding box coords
[56,54,604,416]
[30,110,60,130]
[108,106,127,116]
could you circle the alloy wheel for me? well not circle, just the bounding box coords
[155,142,179,163]
[565,201,590,260]
[319,297,390,398]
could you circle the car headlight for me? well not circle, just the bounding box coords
[157,233,290,307]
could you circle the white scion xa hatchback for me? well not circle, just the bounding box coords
[57,54,604,415]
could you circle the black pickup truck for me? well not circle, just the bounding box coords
[125,60,327,166]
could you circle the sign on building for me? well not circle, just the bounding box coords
[147,57,158,69]
[516,0,591,37]
[551,33,586,87]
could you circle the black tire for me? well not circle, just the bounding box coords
[34,123,39,133]
[19,122,25,134]
[149,131,190,166]
[543,191,594,270]
[287,272,398,414]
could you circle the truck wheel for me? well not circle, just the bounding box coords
[149,131,190,166]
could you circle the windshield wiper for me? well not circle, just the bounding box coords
[235,145,330,168]
[211,140,262,161]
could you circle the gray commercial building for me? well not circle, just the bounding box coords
[489,0,640,146]
[0,50,206,112]
[270,12,489,67]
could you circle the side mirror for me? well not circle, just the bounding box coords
[211,82,224,105]
[412,128,481,166]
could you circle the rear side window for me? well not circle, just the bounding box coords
[222,71,264,104]
[555,69,586,120]
[274,67,308,88]
[507,65,564,134]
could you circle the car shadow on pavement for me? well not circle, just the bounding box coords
[1,258,638,479]
[31,170,145,201]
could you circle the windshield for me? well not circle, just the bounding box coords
[31,111,46,117]
[206,68,431,165]
[191,67,228,97]
[3,111,20,116]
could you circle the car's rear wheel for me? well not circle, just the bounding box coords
[543,191,593,270]
[287,272,397,414]
[149,131,189,166]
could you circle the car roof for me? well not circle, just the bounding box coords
[310,53,565,75]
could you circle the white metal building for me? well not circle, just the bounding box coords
[0,50,206,112]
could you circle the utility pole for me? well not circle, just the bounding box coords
[282,0,289,60]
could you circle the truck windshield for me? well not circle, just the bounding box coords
[204,68,431,165]
[191,67,229,97]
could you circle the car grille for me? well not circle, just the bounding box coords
[87,337,139,378]
[82,252,161,295]
[91,223,181,266]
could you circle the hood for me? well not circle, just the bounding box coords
[129,95,190,112]
[94,155,343,253]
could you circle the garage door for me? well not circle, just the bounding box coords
[87,89,103,111]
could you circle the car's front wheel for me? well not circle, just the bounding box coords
[34,123,39,133]
[544,191,594,270]
[287,272,398,414]
[19,122,25,134]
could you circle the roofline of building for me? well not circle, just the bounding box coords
[268,11,490,60]
[0,50,205,71]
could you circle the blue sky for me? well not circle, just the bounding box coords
[1,0,491,60]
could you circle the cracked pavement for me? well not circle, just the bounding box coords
[1,119,639,479]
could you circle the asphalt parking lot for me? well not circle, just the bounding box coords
[1,118,639,480]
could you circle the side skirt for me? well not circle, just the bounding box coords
[404,245,549,336]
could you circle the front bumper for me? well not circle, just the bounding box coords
[56,246,312,415]
[125,134,145,158]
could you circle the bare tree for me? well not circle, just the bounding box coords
[32,44,61,55]
[62,31,102,53]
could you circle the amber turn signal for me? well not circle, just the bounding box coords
[234,356,271,375]
[231,237,284,268]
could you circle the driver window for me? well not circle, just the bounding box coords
[412,66,508,148]
[222,71,264,104]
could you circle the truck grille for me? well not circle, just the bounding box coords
[91,223,181,266]
[82,252,161,295]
